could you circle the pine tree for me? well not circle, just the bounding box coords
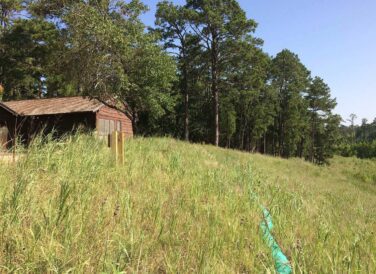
[155,1,193,141]
[185,0,258,146]
[270,49,310,157]
[305,77,337,162]
[0,18,61,100]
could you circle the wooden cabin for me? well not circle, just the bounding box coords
[0,96,133,150]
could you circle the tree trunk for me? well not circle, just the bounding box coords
[182,67,189,141]
[278,115,284,156]
[272,125,275,156]
[240,128,245,150]
[310,114,316,162]
[131,111,139,135]
[181,47,190,142]
[264,132,267,154]
[298,138,305,158]
[211,35,219,146]
[245,128,250,152]
[184,90,189,141]
[213,86,219,146]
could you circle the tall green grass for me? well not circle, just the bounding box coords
[0,135,375,272]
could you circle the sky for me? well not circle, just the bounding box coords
[140,0,376,124]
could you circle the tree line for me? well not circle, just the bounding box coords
[337,115,376,159]
[0,0,342,164]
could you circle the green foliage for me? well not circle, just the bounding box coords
[228,47,275,151]
[0,0,341,163]
[185,0,259,146]
[270,49,311,158]
[305,77,339,164]
[152,0,342,163]
[155,0,198,140]
[0,0,24,30]
[356,118,376,142]
[353,141,376,159]
[0,18,65,99]
[337,117,376,159]
[58,1,177,131]
[220,96,236,146]
[337,140,376,159]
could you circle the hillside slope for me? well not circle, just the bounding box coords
[0,136,375,273]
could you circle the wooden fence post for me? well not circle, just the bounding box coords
[118,132,125,165]
[111,131,119,162]
[109,131,125,165]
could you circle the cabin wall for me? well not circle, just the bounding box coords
[0,112,96,146]
[1,105,133,149]
[96,106,133,137]
[18,112,97,143]
[0,107,16,150]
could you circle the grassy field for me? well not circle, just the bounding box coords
[0,135,375,273]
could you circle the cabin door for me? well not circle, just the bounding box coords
[0,125,9,151]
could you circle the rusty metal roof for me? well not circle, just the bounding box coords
[0,96,104,116]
